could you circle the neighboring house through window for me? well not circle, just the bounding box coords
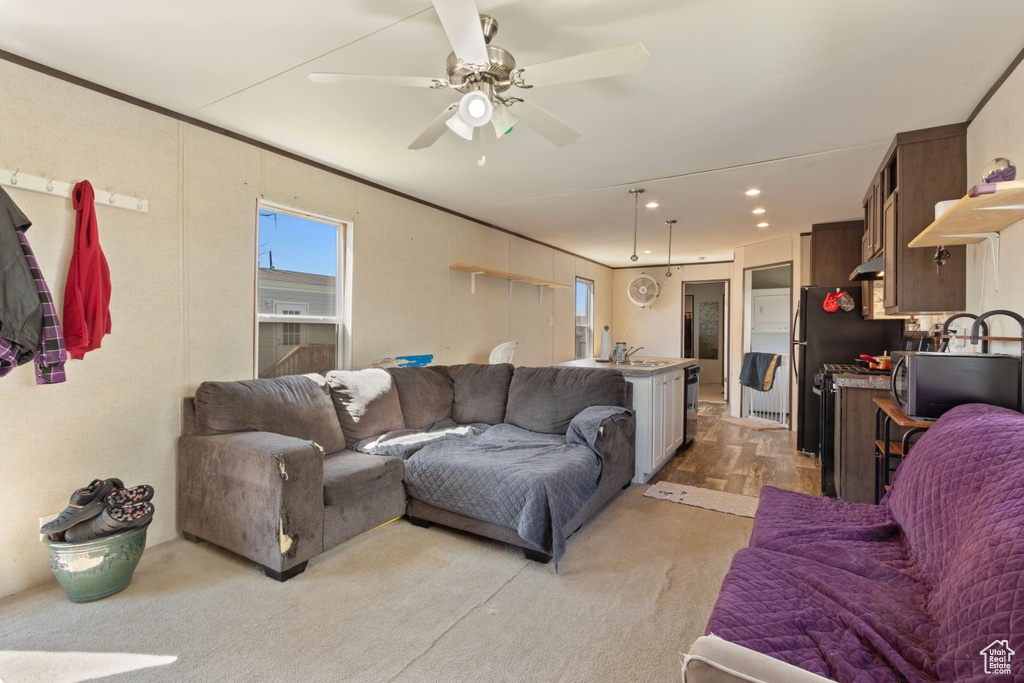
[255,202,350,378]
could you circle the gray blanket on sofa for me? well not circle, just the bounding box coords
[355,406,629,567]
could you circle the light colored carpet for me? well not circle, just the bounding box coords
[0,486,752,683]
[719,416,787,431]
[643,482,760,518]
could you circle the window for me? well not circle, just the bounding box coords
[575,277,594,359]
[256,202,348,378]
[281,323,301,347]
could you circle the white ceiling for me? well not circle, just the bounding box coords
[3,0,1024,267]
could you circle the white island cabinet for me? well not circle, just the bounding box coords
[555,358,698,484]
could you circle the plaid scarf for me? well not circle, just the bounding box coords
[0,231,67,383]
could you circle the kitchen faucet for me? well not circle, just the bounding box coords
[941,313,988,353]
[624,346,644,362]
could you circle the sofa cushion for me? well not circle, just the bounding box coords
[882,403,1024,679]
[322,451,404,505]
[504,366,628,434]
[325,369,405,446]
[388,366,454,429]
[193,374,346,454]
[706,547,936,682]
[448,363,514,424]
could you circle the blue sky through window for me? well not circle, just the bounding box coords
[258,211,337,277]
[576,281,587,316]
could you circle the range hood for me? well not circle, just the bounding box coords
[849,255,884,281]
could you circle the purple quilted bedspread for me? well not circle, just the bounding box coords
[705,403,1024,682]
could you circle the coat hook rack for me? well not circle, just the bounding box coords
[0,168,149,213]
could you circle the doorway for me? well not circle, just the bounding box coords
[742,262,792,426]
[682,280,729,403]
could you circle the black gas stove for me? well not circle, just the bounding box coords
[815,363,889,389]
[814,363,891,497]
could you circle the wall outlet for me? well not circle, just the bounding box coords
[39,513,59,541]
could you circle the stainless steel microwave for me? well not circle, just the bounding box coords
[890,351,1021,420]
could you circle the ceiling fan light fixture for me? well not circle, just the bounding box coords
[458,88,493,127]
[490,102,518,137]
[445,110,476,140]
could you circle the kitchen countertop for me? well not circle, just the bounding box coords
[556,357,698,377]
[833,373,890,389]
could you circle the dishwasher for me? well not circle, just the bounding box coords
[684,364,700,446]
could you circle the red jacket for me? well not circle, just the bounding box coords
[63,181,111,359]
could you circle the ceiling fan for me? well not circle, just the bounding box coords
[308,0,650,150]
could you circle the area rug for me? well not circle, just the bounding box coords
[644,481,759,518]
[719,416,787,431]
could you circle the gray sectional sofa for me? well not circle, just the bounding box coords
[178,363,635,580]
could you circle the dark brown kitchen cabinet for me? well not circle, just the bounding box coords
[862,178,883,260]
[835,383,911,504]
[810,220,864,289]
[883,193,897,309]
[868,124,967,315]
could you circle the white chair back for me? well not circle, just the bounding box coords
[489,341,518,364]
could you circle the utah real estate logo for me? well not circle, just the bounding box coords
[980,640,1015,675]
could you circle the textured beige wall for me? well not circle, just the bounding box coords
[0,59,611,597]
[0,61,182,597]
[965,58,1024,353]
[611,262,733,360]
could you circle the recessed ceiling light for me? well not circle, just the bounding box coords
[752,208,766,214]
[745,189,761,196]
[646,202,659,208]
[757,222,769,228]
[643,250,652,254]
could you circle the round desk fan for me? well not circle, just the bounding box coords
[628,274,660,307]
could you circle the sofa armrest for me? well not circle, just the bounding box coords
[682,636,834,683]
[177,431,325,573]
[593,411,636,486]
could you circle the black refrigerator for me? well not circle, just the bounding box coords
[792,286,903,456]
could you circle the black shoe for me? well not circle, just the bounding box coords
[64,501,154,543]
[40,478,124,535]
[105,484,154,507]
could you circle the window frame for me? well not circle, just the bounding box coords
[575,276,595,360]
[254,200,353,377]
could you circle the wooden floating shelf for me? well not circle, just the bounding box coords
[909,180,1024,248]
[450,264,570,290]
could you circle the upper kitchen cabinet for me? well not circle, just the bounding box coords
[810,220,864,289]
[862,178,883,261]
[869,124,967,314]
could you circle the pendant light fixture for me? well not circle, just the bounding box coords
[629,188,644,262]
[665,219,676,277]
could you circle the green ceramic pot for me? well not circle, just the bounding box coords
[45,524,148,602]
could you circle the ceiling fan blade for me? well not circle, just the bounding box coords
[507,100,581,147]
[408,103,460,150]
[433,0,489,66]
[517,42,650,88]
[308,73,449,89]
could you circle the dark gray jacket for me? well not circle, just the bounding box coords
[0,187,41,350]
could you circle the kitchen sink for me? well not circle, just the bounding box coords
[594,359,673,367]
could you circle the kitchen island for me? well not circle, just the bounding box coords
[557,358,699,483]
